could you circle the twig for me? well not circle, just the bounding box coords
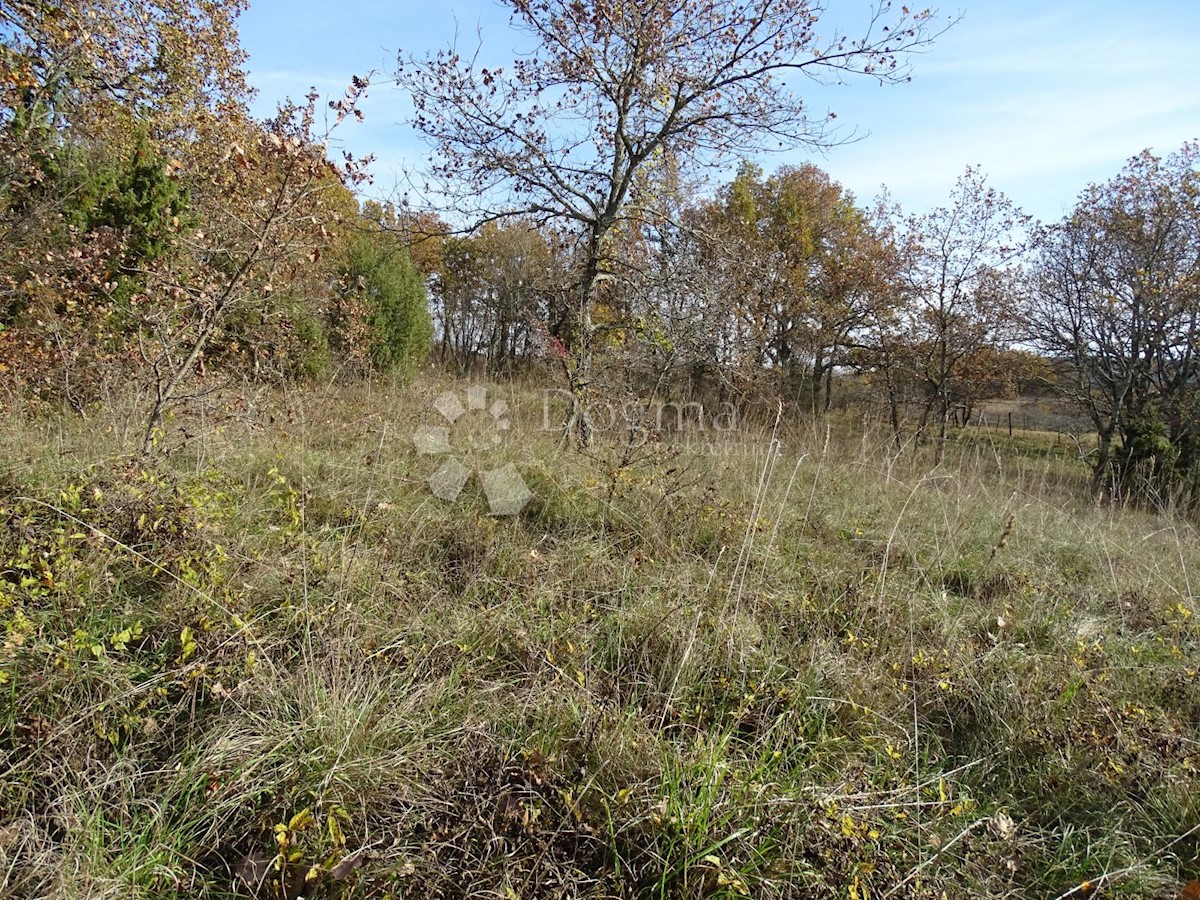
[881,817,989,898]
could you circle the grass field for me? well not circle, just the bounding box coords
[2,376,1198,898]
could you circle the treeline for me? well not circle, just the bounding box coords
[0,0,432,451]
[416,164,1040,449]
[412,146,1200,506]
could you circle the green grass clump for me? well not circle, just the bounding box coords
[2,379,1199,898]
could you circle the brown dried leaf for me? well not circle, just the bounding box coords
[233,850,272,888]
[329,852,364,881]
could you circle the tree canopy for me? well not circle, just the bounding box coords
[1031,143,1200,501]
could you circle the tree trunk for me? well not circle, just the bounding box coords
[935,389,950,465]
[565,230,607,448]
[810,351,825,416]
[888,390,903,447]
[1092,425,1115,500]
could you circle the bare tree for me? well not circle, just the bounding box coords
[395,0,951,445]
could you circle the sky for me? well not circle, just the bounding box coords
[237,0,1200,224]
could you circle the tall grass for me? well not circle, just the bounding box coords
[1,375,1198,898]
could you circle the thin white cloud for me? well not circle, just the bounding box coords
[248,69,354,91]
[790,1,1200,219]
[236,0,1200,223]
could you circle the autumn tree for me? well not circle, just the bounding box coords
[1030,143,1200,503]
[396,0,949,444]
[367,204,448,282]
[1,0,252,409]
[133,87,371,452]
[899,167,1028,460]
[1,0,386,446]
[835,194,918,442]
[701,162,884,413]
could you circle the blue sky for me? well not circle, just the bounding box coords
[238,0,1200,223]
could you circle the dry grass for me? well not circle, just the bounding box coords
[2,375,1198,898]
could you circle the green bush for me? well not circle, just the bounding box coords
[99,131,191,269]
[289,307,333,381]
[339,228,432,376]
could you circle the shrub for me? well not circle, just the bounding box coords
[338,227,432,376]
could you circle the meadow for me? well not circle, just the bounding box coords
[1,376,1198,899]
